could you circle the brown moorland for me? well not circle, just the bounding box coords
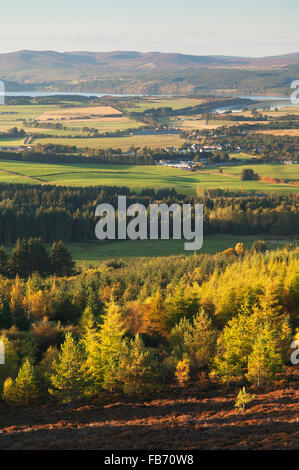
[0,367,297,450]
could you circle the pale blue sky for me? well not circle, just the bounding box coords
[1,0,298,56]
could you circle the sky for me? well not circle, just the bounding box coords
[0,0,298,57]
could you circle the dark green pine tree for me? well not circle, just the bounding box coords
[36,209,48,242]
[86,287,99,317]
[2,208,14,244]
[0,246,8,276]
[0,291,13,329]
[28,238,51,276]
[8,239,30,278]
[51,240,75,276]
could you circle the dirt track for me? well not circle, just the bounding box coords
[0,367,298,450]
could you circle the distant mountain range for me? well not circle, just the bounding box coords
[1,50,299,95]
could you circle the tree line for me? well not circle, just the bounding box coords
[0,149,156,165]
[0,184,297,243]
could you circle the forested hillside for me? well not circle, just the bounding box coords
[1,51,299,95]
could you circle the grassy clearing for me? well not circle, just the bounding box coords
[66,235,295,266]
[0,160,297,194]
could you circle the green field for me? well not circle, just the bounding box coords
[0,104,60,121]
[219,163,299,181]
[0,160,297,194]
[124,97,206,113]
[0,137,26,146]
[65,235,296,266]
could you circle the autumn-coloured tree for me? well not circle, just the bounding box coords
[97,301,127,391]
[166,286,199,331]
[49,333,87,403]
[170,311,217,374]
[235,387,255,413]
[235,242,245,256]
[0,333,19,391]
[211,312,258,383]
[143,289,167,337]
[246,326,283,387]
[9,276,29,330]
[23,290,51,321]
[175,358,190,385]
[117,335,159,395]
[3,358,39,405]
[80,309,102,394]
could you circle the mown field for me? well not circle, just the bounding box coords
[171,117,235,130]
[38,105,122,120]
[256,129,299,136]
[0,159,297,194]
[171,118,270,130]
[31,134,185,150]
